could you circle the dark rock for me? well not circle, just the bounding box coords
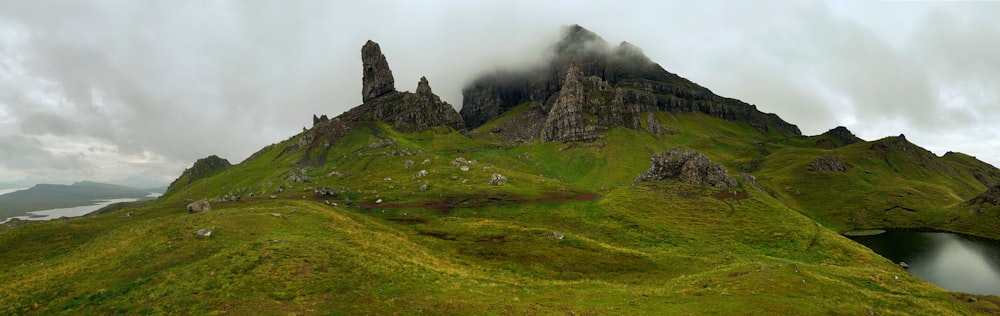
[809,155,850,172]
[314,187,338,197]
[460,24,800,139]
[312,114,329,126]
[361,40,396,102]
[187,200,211,213]
[969,184,1000,205]
[634,148,737,190]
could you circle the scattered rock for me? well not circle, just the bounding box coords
[288,173,310,183]
[375,198,383,204]
[490,173,508,186]
[315,187,338,196]
[187,200,212,213]
[809,155,850,172]
[404,160,415,169]
[551,231,566,240]
[414,169,428,178]
[633,148,737,190]
[741,173,762,190]
[196,228,212,237]
[898,261,909,269]
[460,166,470,171]
[418,182,429,191]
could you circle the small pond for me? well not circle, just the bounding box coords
[847,230,1000,296]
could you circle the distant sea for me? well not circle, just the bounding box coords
[0,192,161,224]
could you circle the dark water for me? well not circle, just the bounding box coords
[848,230,1000,296]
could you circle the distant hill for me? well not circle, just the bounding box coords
[0,181,156,219]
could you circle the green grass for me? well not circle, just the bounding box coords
[3,111,999,314]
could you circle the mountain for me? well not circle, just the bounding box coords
[461,25,801,142]
[0,181,155,219]
[3,26,1000,314]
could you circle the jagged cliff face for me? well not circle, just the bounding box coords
[461,25,801,142]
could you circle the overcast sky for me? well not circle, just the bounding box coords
[1,0,998,187]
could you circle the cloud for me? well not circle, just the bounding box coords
[0,0,997,186]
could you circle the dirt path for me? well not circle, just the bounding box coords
[357,192,601,214]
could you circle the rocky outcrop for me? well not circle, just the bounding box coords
[809,155,850,172]
[461,24,801,140]
[312,114,329,126]
[361,40,395,102]
[969,184,1000,205]
[634,148,737,190]
[821,126,863,145]
[290,41,466,166]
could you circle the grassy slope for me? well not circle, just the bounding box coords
[3,112,999,314]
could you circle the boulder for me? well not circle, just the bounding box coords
[633,148,737,190]
[361,40,396,102]
[187,200,211,213]
[196,228,212,237]
[490,173,508,186]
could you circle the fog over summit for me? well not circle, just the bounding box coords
[0,1,998,186]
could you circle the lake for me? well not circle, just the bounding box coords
[848,230,1000,296]
[0,196,148,224]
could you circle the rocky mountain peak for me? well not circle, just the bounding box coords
[415,76,438,101]
[460,25,801,139]
[361,40,396,102]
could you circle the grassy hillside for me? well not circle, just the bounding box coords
[4,184,995,314]
[3,112,1000,314]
